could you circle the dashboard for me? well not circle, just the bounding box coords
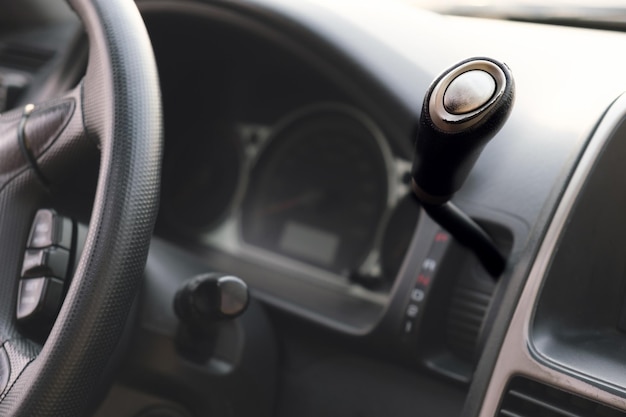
[144,1,422,333]
[4,0,626,416]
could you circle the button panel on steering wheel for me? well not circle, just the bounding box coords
[16,209,74,328]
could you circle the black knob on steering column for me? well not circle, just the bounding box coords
[411,57,515,205]
[174,273,249,328]
[173,273,249,362]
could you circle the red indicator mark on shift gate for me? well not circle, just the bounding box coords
[434,232,449,243]
[416,274,431,287]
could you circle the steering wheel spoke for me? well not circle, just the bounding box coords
[0,87,89,408]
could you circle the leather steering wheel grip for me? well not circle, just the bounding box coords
[0,0,162,416]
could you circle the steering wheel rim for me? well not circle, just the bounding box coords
[0,0,162,415]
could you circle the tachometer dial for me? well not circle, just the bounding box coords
[241,105,390,275]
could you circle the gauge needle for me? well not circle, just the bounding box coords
[263,190,324,215]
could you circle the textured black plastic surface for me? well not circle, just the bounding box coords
[273,334,466,417]
[0,0,162,415]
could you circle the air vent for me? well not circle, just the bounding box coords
[499,377,626,417]
[0,43,55,72]
[445,264,494,361]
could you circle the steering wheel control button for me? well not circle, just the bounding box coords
[17,278,47,320]
[443,70,496,115]
[18,210,74,336]
[27,209,73,250]
[401,230,450,338]
[16,277,63,322]
[21,247,70,279]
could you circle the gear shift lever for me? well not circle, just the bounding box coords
[411,57,515,277]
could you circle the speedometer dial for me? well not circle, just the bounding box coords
[241,105,390,275]
[160,120,243,235]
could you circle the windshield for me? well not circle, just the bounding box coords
[412,0,626,9]
[408,0,626,30]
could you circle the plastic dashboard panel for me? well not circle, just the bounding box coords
[163,2,626,417]
[139,0,626,378]
[137,0,626,330]
[136,0,533,341]
[138,0,425,335]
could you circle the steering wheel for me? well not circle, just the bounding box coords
[0,0,161,415]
